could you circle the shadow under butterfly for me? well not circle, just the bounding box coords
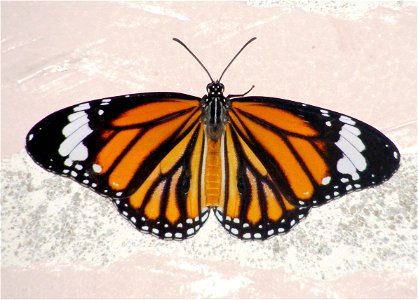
[26,37,400,240]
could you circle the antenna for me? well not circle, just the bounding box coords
[218,37,257,82]
[173,38,214,83]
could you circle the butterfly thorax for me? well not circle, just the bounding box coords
[201,81,231,141]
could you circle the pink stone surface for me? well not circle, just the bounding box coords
[2,2,416,299]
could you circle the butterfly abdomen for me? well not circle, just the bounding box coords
[204,138,222,207]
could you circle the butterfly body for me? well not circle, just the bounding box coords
[26,39,400,240]
[201,81,230,141]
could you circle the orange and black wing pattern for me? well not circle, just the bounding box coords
[26,92,209,239]
[215,96,400,239]
[214,124,310,240]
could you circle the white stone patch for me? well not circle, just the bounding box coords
[322,176,331,185]
[92,164,102,173]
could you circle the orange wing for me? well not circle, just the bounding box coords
[213,124,309,239]
[26,93,210,239]
[215,96,399,239]
[114,122,209,239]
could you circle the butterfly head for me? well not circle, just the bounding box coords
[201,81,230,141]
[206,81,225,96]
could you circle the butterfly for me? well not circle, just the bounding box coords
[26,37,400,240]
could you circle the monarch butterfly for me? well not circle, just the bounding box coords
[26,37,400,240]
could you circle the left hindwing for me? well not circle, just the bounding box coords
[229,97,400,209]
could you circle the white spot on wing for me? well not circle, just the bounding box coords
[336,138,367,171]
[337,155,360,180]
[339,115,356,125]
[62,114,88,137]
[68,111,86,122]
[69,143,88,161]
[59,124,92,157]
[92,164,102,173]
[321,176,331,185]
[73,103,90,112]
[340,125,365,152]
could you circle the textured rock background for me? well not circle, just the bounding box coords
[2,1,416,298]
